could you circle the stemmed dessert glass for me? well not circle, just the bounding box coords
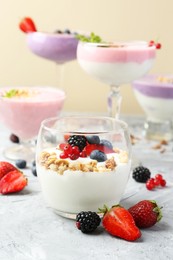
[132,74,173,141]
[26,32,78,87]
[77,41,156,118]
[0,86,65,161]
[36,116,132,219]
[19,17,79,87]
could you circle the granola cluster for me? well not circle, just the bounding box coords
[39,151,121,175]
[3,88,38,98]
[157,76,173,84]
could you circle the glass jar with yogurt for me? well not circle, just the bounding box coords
[36,116,132,219]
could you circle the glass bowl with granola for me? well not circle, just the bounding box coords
[36,116,132,219]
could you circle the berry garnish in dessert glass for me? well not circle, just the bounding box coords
[77,36,160,118]
[36,116,132,219]
[19,17,79,87]
[0,86,65,161]
[132,74,173,141]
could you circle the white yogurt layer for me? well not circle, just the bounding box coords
[78,59,155,85]
[37,148,131,213]
[134,90,173,121]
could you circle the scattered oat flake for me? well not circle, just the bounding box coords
[130,134,140,145]
[160,148,166,153]
[152,139,168,150]
[152,143,162,150]
[160,139,168,145]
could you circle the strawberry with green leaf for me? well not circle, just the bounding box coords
[99,204,141,241]
[128,200,162,228]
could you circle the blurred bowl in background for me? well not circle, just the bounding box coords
[0,86,66,160]
[132,74,173,141]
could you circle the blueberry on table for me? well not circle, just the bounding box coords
[15,159,27,169]
[32,166,37,177]
[90,150,107,162]
[10,133,20,143]
[32,160,36,167]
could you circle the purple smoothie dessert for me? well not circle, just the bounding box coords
[26,32,78,64]
[132,74,173,141]
[133,74,173,99]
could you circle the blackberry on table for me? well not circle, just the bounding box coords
[133,166,151,183]
[76,211,101,233]
[68,135,87,151]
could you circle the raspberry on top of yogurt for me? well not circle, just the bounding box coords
[38,134,129,175]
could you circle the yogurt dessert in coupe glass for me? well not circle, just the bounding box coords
[36,116,132,219]
[0,87,65,160]
[19,17,79,87]
[133,74,173,141]
[77,38,158,118]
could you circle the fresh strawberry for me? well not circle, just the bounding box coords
[0,161,17,180]
[19,17,37,33]
[0,170,27,194]
[128,200,162,228]
[99,205,141,241]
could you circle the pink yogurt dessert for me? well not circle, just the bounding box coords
[27,32,78,63]
[77,41,156,85]
[0,87,65,140]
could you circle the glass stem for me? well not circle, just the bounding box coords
[107,85,122,119]
[56,63,65,89]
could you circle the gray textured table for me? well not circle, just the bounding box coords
[0,116,173,260]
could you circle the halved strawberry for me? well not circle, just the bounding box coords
[99,205,141,241]
[0,161,17,180]
[19,17,37,33]
[0,170,28,194]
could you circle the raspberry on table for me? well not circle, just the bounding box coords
[76,211,101,233]
[68,135,87,151]
[132,166,151,183]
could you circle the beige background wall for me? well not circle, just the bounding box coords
[0,0,173,115]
